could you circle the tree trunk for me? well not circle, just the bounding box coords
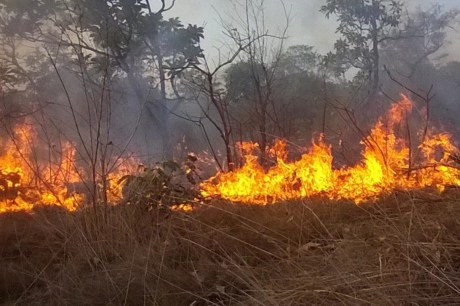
[207,75,234,171]
[370,1,380,100]
[258,101,268,166]
[157,52,172,159]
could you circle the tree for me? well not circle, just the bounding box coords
[216,0,290,165]
[278,45,322,76]
[75,0,204,157]
[321,0,403,99]
[381,5,458,80]
[0,0,206,216]
[226,45,325,145]
[164,0,290,170]
[0,0,205,158]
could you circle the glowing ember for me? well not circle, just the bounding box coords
[171,203,194,212]
[201,95,460,204]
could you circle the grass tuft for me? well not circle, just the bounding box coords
[1,189,460,305]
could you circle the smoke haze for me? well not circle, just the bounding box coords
[160,0,460,63]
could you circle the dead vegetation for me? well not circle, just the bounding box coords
[0,189,460,305]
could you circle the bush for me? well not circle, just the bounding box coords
[119,156,200,211]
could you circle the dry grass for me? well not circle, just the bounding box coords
[1,189,460,305]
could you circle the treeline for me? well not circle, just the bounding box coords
[0,0,459,171]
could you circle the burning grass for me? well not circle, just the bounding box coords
[0,94,459,214]
[0,121,142,213]
[1,190,460,305]
[202,95,460,205]
[1,94,460,304]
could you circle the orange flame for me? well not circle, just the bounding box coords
[0,123,139,213]
[201,95,460,204]
[106,157,141,203]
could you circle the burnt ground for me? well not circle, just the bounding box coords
[1,189,460,305]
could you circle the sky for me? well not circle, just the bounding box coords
[154,0,460,64]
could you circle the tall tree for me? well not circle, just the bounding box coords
[0,0,206,213]
[381,5,458,79]
[321,0,403,99]
[0,0,205,158]
[226,45,324,144]
[75,0,204,157]
[219,0,289,165]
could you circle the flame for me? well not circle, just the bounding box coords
[2,95,458,213]
[201,95,460,204]
[0,123,139,213]
[106,157,141,203]
[171,203,194,212]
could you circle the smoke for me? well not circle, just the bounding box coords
[2,0,459,166]
[164,0,460,62]
[40,0,460,160]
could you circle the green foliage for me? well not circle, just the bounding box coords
[119,156,200,210]
[381,5,459,79]
[225,45,322,105]
[320,0,403,85]
[225,61,261,103]
[76,0,204,73]
[0,0,60,36]
[278,45,321,75]
[0,0,205,84]
[0,0,205,155]
[224,44,330,142]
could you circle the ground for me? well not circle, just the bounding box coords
[1,189,460,305]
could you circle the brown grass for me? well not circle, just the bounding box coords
[1,189,460,305]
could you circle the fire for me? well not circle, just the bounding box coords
[1,95,458,213]
[201,95,460,204]
[0,123,138,213]
[107,157,142,203]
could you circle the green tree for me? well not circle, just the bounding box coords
[381,5,458,79]
[321,0,403,98]
[225,45,325,146]
[72,0,205,156]
[0,0,205,214]
[0,0,205,157]
[278,45,321,76]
